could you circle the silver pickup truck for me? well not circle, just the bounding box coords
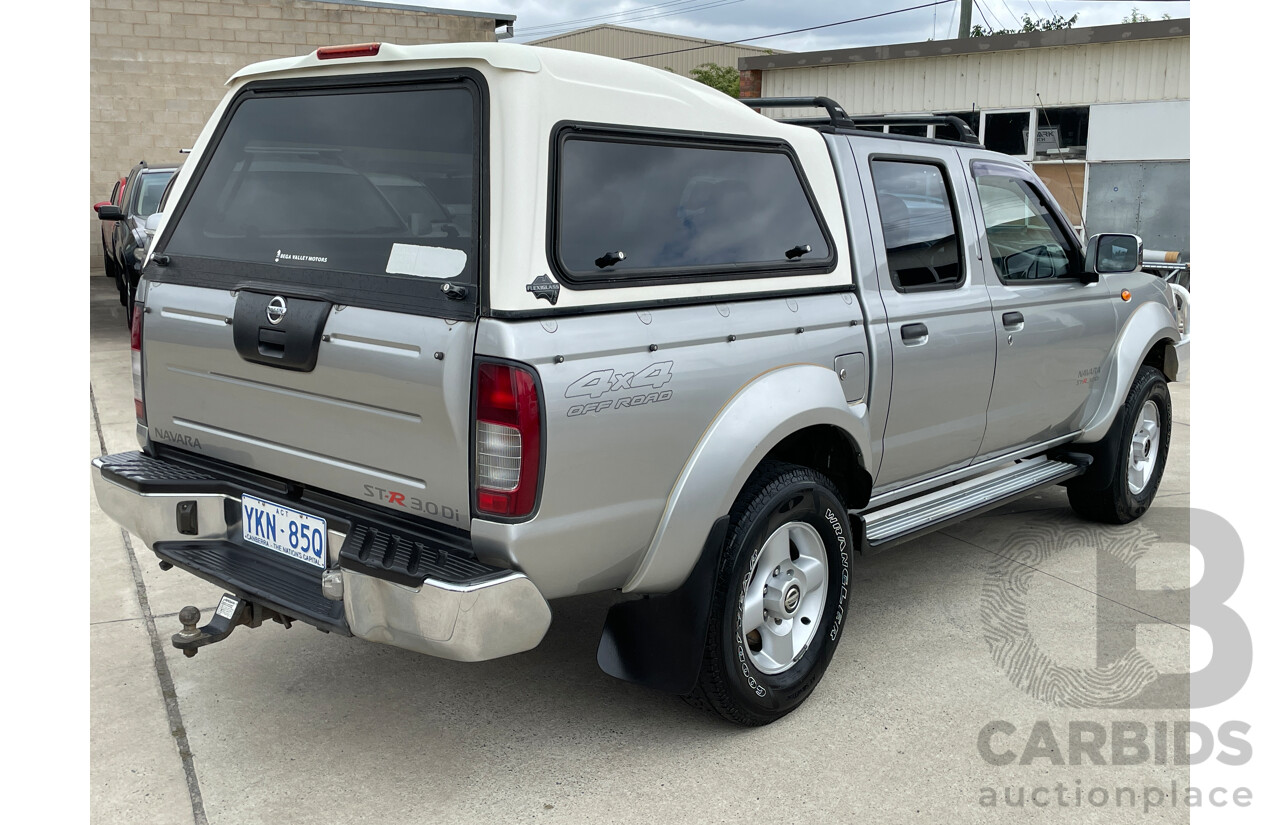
[91,43,1189,726]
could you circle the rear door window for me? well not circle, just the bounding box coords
[158,72,482,317]
[869,159,964,291]
[552,129,834,286]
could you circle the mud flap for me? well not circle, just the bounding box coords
[596,517,729,695]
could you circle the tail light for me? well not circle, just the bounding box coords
[473,361,541,518]
[131,303,146,425]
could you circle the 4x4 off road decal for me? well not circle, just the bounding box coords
[564,360,674,418]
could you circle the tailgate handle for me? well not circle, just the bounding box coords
[232,292,332,372]
[258,329,287,358]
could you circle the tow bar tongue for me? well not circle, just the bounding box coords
[171,594,293,657]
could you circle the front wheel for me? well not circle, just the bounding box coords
[685,461,852,726]
[1068,365,1172,524]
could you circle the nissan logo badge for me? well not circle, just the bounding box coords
[266,296,288,325]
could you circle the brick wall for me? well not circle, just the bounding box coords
[738,69,761,100]
[89,0,500,271]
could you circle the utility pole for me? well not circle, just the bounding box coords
[958,0,973,38]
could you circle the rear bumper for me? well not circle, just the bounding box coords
[91,451,551,661]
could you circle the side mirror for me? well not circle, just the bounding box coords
[144,213,163,234]
[96,204,124,221]
[1084,233,1143,279]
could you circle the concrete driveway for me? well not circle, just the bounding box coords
[90,275,1192,824]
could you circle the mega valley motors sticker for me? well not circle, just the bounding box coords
[275,249,328,264]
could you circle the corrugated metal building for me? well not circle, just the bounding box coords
[528,23,780,79]
[740,19,1190,255]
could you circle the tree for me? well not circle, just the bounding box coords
[689,62,740,99]
[1123,7,1172,23]
[972,13,1078,37]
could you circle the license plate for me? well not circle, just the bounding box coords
[241,494,327,569]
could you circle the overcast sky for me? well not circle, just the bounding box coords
[406,1,1190,53]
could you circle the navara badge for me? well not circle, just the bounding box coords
[266,295,288,325]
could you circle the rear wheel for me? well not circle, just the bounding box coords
[685,461,852,726]
[1068,365,1171,524]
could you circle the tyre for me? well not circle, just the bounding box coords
[1068,365,1171,524]
[686,461,852,726]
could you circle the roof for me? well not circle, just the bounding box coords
[528,23,784,55]
[225,43,757,124]
[311,0,516,28]
[739,17,1189,71]
[228,41,543,83]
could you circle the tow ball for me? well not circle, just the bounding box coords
[172,593,294,657]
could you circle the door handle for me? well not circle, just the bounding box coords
[1002,311,1025,329]
[901,322,929,345]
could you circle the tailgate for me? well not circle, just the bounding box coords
[138,70,486,529]
[142,283,474,527]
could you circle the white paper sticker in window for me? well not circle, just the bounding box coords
[385,244,467,279]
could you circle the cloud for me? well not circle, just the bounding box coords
[404,1,1190,54]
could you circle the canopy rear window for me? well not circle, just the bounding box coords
[157,72,483,317]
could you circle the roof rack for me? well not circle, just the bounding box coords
[741,97,982,144]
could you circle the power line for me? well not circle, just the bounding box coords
[999,0,1026,28]
[622,0,956,60]
[986,0,1016,29]
[973,0,995,31]
[523,2,745,41]
[518,0,710,36]
[520,1,747,40]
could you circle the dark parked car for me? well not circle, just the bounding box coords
[94,161,178,321]
[94,174,128,280]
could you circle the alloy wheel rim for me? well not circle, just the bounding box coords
[741,521,829,675]
[1127,399,1161,495]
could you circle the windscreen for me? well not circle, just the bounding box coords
[164,85,477,285]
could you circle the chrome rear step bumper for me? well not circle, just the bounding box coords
[91,451,551,661]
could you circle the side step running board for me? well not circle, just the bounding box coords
[858,456,1088,549]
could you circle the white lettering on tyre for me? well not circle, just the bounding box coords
[825,508,851,642]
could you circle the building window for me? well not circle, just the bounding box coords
[1032,106,1089,160]
[980,109,1036,160]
